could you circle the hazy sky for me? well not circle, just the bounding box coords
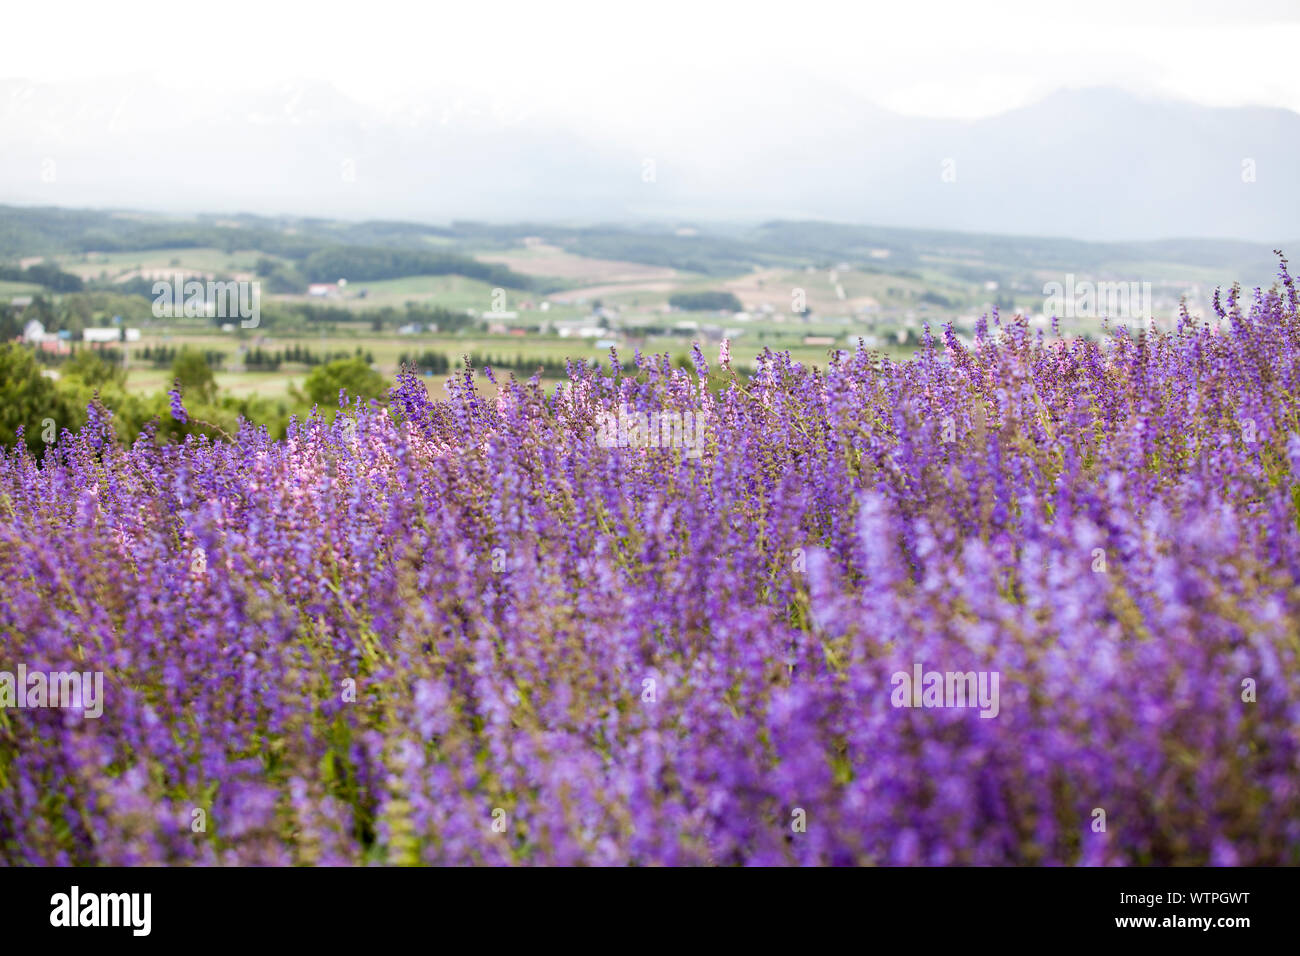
[8,0,1300,121]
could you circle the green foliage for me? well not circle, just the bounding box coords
[0,309,21,342]
[669,291,744,312]
[0,344,85,454]
[301,246,531,289]
[171,347,217,404]
[223,394,298,441]
[62,349,126,389]
[57,378,170,445]
[243,346,282,371]
[255,256,307,294]
[459,352,572,378]
[0,340,310,453]
[302,357,388,407]
[397,351,451,375]
[0,262,83,292]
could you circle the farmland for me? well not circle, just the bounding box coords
[0,205,1290,457]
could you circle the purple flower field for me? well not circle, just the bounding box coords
[2,262,1299,866]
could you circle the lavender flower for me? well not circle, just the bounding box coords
[168,382,188,425]
[2,255,1299,865]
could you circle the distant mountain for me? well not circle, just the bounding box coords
[0,77,1295,242]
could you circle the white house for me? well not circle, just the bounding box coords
[552,319,604,339]
[22,319,48,343]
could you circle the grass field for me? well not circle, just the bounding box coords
[276,274,516,314]
[479,243,678,284]
[122,367,307,400]
[1,280,43,297]
[115,322,899,401]
[57,247,270,281]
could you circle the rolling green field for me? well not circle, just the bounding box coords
[7,206,1261,412]
[113,321,887,401]
[302,274,517,314]
[57,247,271,280]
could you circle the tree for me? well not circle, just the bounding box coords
[20,296,56,330]
[171,347,217,405]
[0,309,20,342]
[668,291,743,312]
[63,349,126,389]
[0,344,84,454]
[302,357,387,407]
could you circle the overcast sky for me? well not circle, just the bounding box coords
[8,0,1300,121]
